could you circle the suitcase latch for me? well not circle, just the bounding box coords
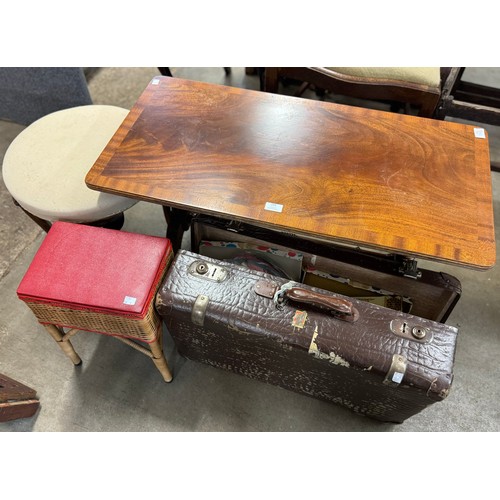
[390,318,432,343]
[189,260,229,282]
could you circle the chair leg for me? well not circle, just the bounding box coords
[149,337,173,382]
[158,67,173,77]
[417,94,441,118]
[43,324,82,365]
[264,68,280,93]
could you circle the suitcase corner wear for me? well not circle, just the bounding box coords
[156,250,459,424]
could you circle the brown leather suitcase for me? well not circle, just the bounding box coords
[156,250,459,423]
[190,214,462,323]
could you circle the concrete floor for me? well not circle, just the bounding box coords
[0,68,499,432]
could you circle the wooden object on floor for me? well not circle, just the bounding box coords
[17,222,174,382]
[86,76,495,270]
[0,373,40,422]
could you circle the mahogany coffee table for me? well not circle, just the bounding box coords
[86,76,496,270]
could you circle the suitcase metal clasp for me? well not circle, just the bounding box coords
[383,354,408,386]
[189,260,229,282]
[390,318,432,343]
[192,294,210,326]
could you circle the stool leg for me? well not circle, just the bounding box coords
[149,338,173,383]
[43,324,82,365]
[13,198,52,232]
[85,212,125,231]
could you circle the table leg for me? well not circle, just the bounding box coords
[165,207,193,252]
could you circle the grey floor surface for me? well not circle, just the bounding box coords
[0,68,499,433]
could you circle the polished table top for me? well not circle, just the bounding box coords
[86,76,496,270]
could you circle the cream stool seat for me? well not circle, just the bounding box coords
[2,105,137,228]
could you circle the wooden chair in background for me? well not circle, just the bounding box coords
[436,67,500,172]
[262,67,442,117]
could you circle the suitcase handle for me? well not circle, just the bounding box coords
[254,280,359,322]
[285,287,359,322]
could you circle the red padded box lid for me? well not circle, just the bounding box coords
[17,222,172,318]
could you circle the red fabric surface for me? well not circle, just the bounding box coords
[17,222,172,317]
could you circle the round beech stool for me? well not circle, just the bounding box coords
[2,105,137,231]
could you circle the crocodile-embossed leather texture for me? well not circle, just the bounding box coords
[157,250,459,423]
[190,215,462,322]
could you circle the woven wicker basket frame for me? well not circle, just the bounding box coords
[24,298,160,343]
[19,250,174,381]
